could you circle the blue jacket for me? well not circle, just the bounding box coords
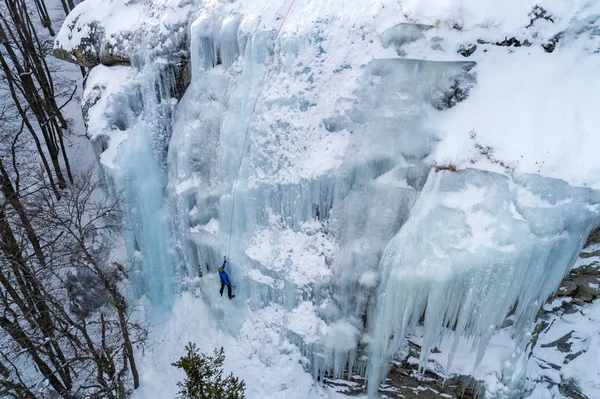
[218,262,230,285]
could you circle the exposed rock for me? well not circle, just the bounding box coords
[53,1,192,68]
[527,6,555,28]
[571,298,586,307]
[528,227,600,397]
[558,378,588,399]
[540,331,573,353]
[324,340,484,398]
[563,303,579,314]
[543,33,562,53]
[564,350,584,364]
[548,253,600,304]
[558,280,577,296]
[572,275,600,302]
[458,44,477,57]
[501,318,514,328]
[53,21,131,67]
[477,36,532,48]
[529,320,549,350]
[496,37,524,47]
[579,249,600,259]
[584,227,600,248]
[433,71,476,111]
[574,264,600,275]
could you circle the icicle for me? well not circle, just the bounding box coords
[366,169,600,396]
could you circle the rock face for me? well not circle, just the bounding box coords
[570,274,600,302]
[53,0,192,68]
[325,340,484,399]
[553,228,600,305]
[53,21,132,67]
[556,267,600,304]
[526,228,600,398]
[52,0,600,397]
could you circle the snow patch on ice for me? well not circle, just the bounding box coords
[434,33,600,189]
[246,222,336,287]
[287,302,328,344]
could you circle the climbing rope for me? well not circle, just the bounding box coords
[226,0,296,260]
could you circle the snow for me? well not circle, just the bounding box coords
[57,0,144,46]
[246,222,336,287]
[54,0,192,64]
[435,46,600,189]
[133,293,352,399]
[428,1,600,189]
[559,302,600,397]
[573,242,600,269]
[82,65,133,139]
[358,271,378,288]
[247,269,274,285]
[287,302,327,344]
[198,218,219,234]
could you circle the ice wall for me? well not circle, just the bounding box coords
[366,168,600,395]
[167,7,478,379]
[83,61,182,312]
[113,68,177,311]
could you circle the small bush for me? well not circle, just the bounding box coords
[172,343,246,399]
[527,5,554,28]
[433,162,458,173]
[469,130,512,170]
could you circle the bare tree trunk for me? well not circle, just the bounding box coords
[0,196,75,393]
[0,50,61,198]
[0,159,47,268]
[0,2,74,188]
[30,0,54,35]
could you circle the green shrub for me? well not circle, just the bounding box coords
[172,343,245,399]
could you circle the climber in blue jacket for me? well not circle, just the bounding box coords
[218,257,235,299]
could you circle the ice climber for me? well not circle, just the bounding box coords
[218,258,235,299]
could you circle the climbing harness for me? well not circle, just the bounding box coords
[226,0,297,260]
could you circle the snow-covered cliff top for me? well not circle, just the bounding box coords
[58,0,600,188]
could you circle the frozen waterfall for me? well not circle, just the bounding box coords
[85,61,182,312]
[166,10,484,381]
[57,0,600,397]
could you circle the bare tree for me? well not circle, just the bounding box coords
[0,151,146,398]
[0,0,78,198]
[0,1,141,396]
[35,168,144,393]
